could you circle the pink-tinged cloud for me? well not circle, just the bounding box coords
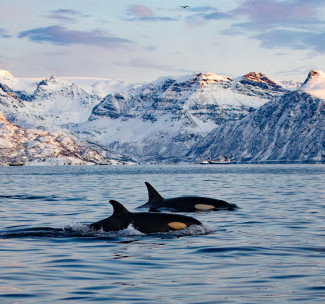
[18,26,133,48]
[129,4,154,18]
[127,4,176,22]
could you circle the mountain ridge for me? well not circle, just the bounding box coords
[0,68,324,164]
[187,90,325,162]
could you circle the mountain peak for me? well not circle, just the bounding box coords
[242,72,276,85]
[302,69,325,84]
[299,69,325,99]
[0,69,14,79]
[191,72,231,87]
[36,75,71,91]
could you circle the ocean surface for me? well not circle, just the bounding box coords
[0,164,324,303]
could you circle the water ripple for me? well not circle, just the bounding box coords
[0,164,324,303]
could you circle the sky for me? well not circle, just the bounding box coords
[1,0,325,83]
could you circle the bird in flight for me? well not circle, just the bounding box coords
[180,6,189,8]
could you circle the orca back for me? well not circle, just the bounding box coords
[89,200,131,231]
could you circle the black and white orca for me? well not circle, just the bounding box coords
[89,200,202,233]
[136,182,237,212]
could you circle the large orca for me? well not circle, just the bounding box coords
[136,182,237,212]
[89,200,202,233]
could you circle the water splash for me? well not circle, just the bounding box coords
[0,223,215,239]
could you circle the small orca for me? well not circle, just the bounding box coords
[89,200,202,233]
[136,182,237,212]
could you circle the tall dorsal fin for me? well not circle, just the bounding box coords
[145,182,164,205]
[109,200,130,216]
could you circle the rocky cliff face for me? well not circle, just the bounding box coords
[0,111,106,165]
[233,72,287,99]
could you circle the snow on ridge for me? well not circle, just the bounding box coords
[58,77,137,97]
[0,69,138,99]
[0,69,14,79]
[188,90,325,162]
[152,72,231,86]
[0,70,38,94]
[274,80,301,91]
[1,67,324,163]
[299,69,325,99]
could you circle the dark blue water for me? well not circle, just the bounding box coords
[0,165,324,303]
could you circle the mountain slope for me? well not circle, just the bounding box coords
[1,68,323,164]
[299,69,325,99]
[0,71,134,128]
[76,72,287,162]
[0,111,106,165]
[187,90,325,162]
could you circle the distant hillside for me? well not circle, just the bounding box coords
[187,90,325,162]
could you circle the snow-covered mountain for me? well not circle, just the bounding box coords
[0,68,323,164]
[187,89,325,162]
[298,69,325,99]
[0,70,136,128]
[30,76,101,125]
[0,85,37,129]
[0,111,106,165]
[89,72,285,123]
[74,72,287,162]
[60,77,137,99]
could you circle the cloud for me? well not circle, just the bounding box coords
[129,4,154,18]
[232,0,324,31]
[202,11,230,20]
[127,4,176,22]
[183,5,231,23]
[223,0,325,53]
[18,26,133,48]
[255,29,325,52]
[118,58,173,71]
[183,0,325,54]
[255,30,312,50]
[189,9,230,21]
[0,28,11,38]
[47,9,86,22]
[185,6,216,13]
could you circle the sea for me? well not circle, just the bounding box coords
[0,164,324,303]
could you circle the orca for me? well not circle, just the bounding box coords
[89,200,202,233]
[136,182,237,212]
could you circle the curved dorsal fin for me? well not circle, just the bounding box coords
[109,200,130,216]
[145,182,164,205]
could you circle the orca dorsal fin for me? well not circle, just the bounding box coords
[109,200,130,216]
[145,182,164,205]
